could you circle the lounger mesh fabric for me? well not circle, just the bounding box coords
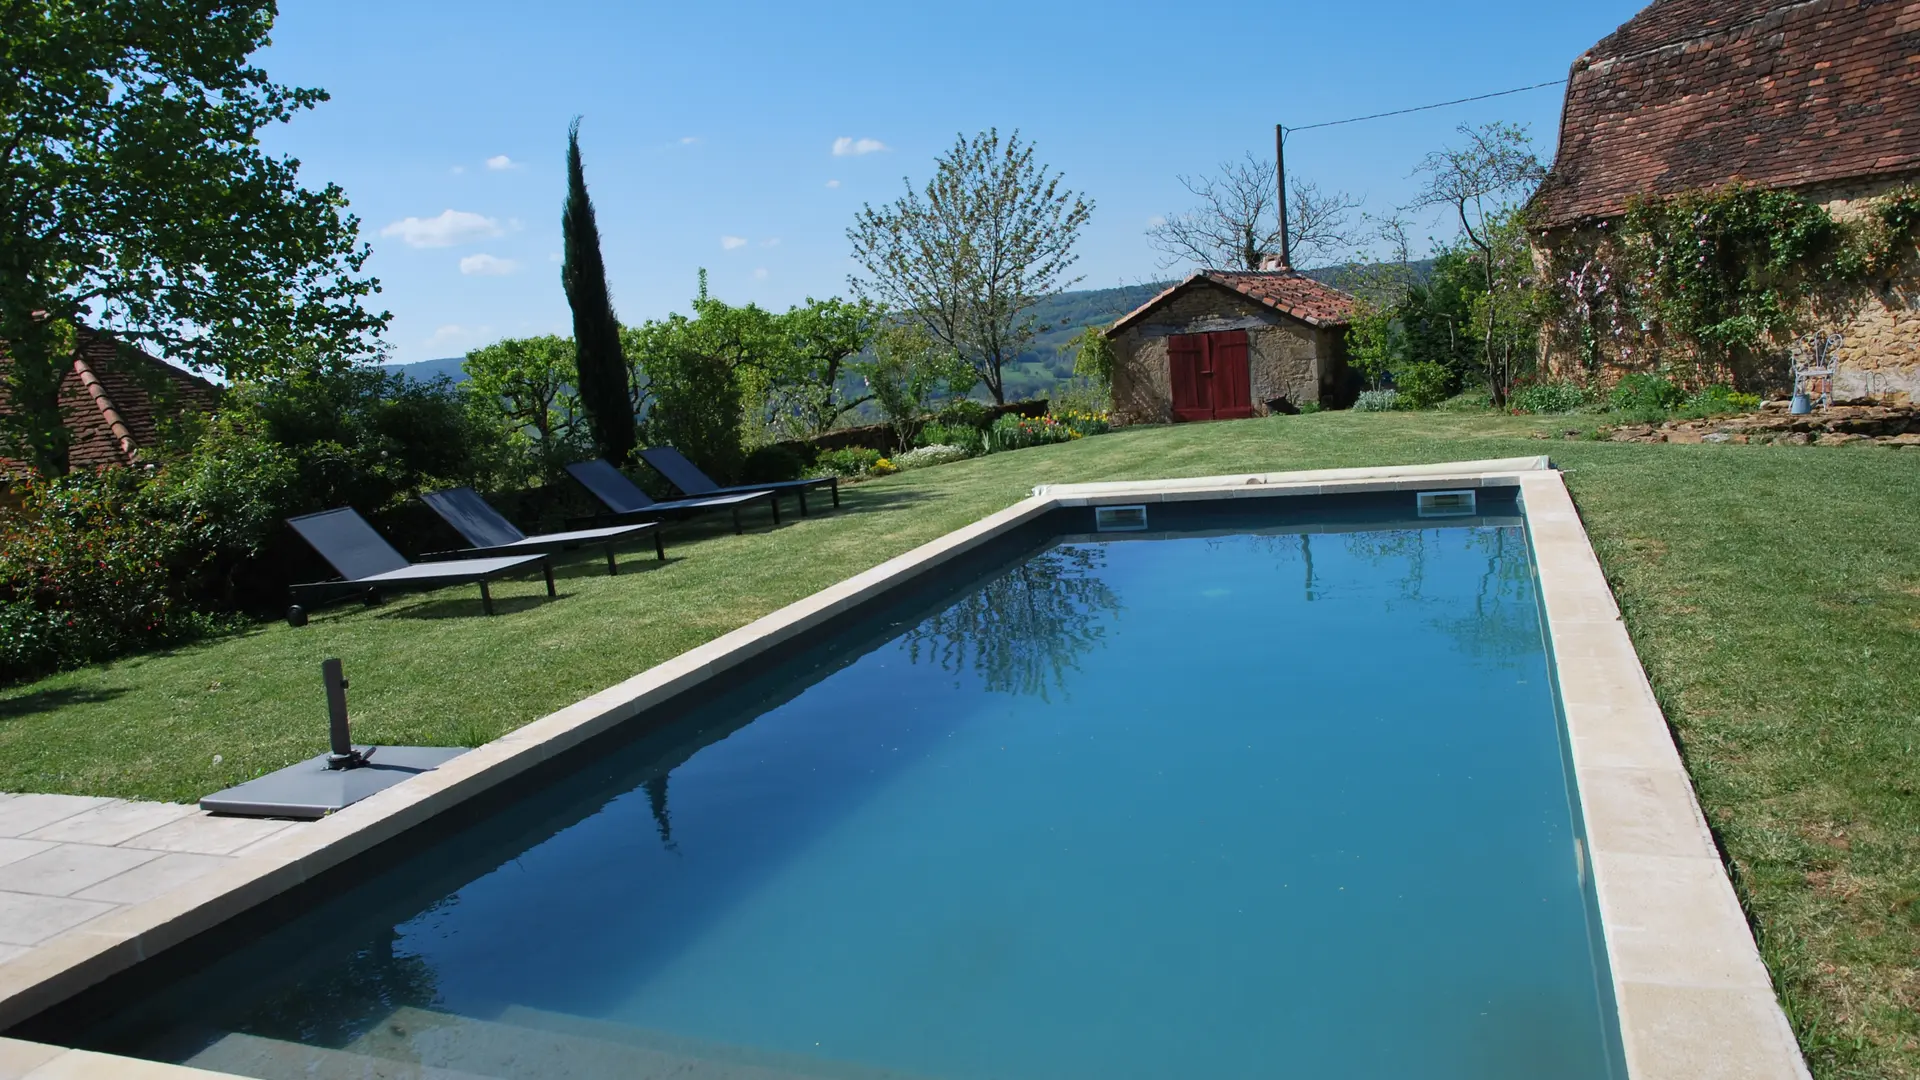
[288,509,414,580]
[639,447,724,496]
[420,488,527,548]
[566,459,659,513]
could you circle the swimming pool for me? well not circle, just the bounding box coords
[35,492,1622,1079]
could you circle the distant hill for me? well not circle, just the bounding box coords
[382,355,468,385]
[380,262,1427,401]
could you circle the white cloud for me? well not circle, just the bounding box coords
[825,179,841,189]
[1147,215,1168,228]
[427,323,487,348]
[753,267,769,280]
[486,154,518,171]
[459,253,518,276]
[380,209,503,249]
[832,136,887,157]
[761,237,781,247]
[680,136,700,144]
[721,235,748,250]
[451,165,466,175]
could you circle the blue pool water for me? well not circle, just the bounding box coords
[53,498,1620,1079]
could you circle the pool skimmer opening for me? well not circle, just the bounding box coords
[1416,490,1477,518]
[1095,505,1150,532]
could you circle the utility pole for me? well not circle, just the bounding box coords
[1274,123,1291,271]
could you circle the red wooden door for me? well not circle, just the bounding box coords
[1208,331,1253,419]
[1168,335,1212,422]
[1167,331,1251,421]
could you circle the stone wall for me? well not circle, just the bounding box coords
[1535,172,1920,401]
[1109,283,1348,425]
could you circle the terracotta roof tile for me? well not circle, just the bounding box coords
[1107,270,1357,334]
[1534,0,1920,228]
[0,329,218,478]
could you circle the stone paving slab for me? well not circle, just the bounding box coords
[0,798,307,959]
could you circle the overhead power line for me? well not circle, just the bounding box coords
[1285,78,1569,135]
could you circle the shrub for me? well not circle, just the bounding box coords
[0,470,221,685]
[894,444,971,470]
[1296,401,1324,415]
[1049,374,1111,417]
[1608,373,1685,420]
[1392,362,1456,409]
[740,443,812,483]
[1678,385,1763,419]
[1436,389,1494,412]
[934,399,992,430]
[869,457,899,477]
[814,447,884,477]
[984,413,1075,453]
[1509,380,1593,414]
[643,343,745,483]
[1354,389,1400,413]
[917,422,984,454]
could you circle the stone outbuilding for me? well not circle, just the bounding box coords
[1530,0,1920,399]
[1105,269,1357,425]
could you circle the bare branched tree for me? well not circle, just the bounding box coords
[1146,153,1361,271]
[847,129,1093,404]
[1409,121,1547,404]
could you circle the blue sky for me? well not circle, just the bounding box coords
[258,0,1649,364]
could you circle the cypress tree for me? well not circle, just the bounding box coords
[561,117,635,465]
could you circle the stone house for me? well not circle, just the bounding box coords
[0,328,219,482]
[1105,269,1357,425]
[1530,0,1920,399]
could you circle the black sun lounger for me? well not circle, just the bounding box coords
[639,446,840,516]
[565,459,780,534]
[285,507,554,626]
[420,487,665,575]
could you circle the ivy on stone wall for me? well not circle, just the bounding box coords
[1543,183,1920,386]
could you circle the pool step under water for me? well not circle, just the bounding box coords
[186,1006,932,1080]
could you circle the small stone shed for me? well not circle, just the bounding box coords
[0,328,218,481]
[1105,269,1357,425]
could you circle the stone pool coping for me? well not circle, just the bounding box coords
[0,455,1807,1079]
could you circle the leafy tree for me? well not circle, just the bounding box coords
[1409,122,1546,404]
[1065,326,1116,386]
[848,129,1092,404]
[861,323,972,448]
[773,297,884,436]
[626,314,745,483]
[1,0,386,475]
[1147,152,1359,270]
[462,336,586,483]
[561,118,633,464]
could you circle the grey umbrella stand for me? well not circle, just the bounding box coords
[200,659,467,820]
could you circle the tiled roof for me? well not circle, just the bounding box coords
[0,330,218,478]
[1533,0,1920,228]
[1107,270,1357,334]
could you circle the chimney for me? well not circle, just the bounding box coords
[1259,253,1293,273]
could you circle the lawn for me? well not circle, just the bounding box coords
[3,410,1918,1077]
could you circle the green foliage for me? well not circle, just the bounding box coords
[1353,389,1400,412]
[2,0,386,475]
[848,128,1092,403]
[0,471,217,684]
[739,444,812,484]
[983,413,1075,452]
[1052,409,1111,438]
[1346,300,1401,390]
[1296,401,1324,414]
[633,320,745,484]
[860,323,972,450]
[1393,362,1456,409]
[769,296,883,436]
[562,118,634,465]
[1066,326,1116,386]
[1508,380,1592,415]
[463,336,587,483]
[1678,385,1762,419]
[917,422,984,454]
[1046,375,1111,418]
[1608,373,1685,420]
[813,447,884,477]
[934,399,993,430]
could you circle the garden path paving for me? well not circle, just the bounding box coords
[0,793,308,965]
